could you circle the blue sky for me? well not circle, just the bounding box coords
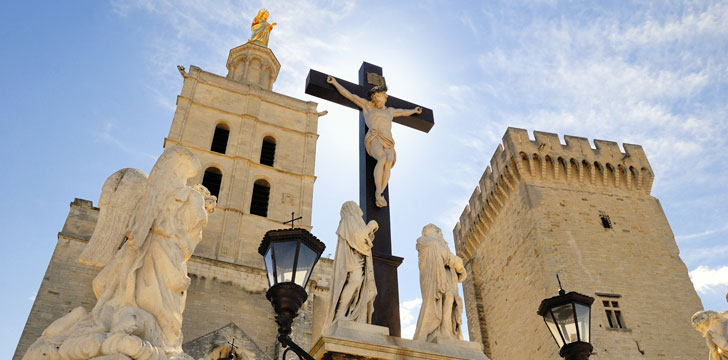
[1,0,727,356]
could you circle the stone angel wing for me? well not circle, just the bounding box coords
[78,168,148,267]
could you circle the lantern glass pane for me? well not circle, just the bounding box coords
[575,303,591,343]
[552,303,579,344]
[272,241,297,283]
[263,248,275,286]
[544,312,565,348]
[294,244,318,287]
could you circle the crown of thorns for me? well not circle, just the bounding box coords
[367,85,388,97]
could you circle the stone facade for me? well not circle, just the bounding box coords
[454,127,707,359]
[14,41,331,360]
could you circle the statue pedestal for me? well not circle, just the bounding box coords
[225,41,280,90]
[310,320,489,360]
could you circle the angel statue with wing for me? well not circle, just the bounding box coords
[23,145,216,360]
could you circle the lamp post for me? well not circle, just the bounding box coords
[537,278,595,360]
[258,227,326,360]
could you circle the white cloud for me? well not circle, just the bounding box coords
[677,224,728,241]
[459,13,478,35]
[465,2,728,202]
[683,245,728,265]
[612,2,728,47]
[400,297,422,339]
[690,265,728,293]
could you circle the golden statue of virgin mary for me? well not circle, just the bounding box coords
[249,9,276,47]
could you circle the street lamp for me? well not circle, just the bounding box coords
[258,227,326,360]
[537,278,595,360]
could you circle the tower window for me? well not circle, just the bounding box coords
[202,167,222,198]
[599,211,612,229]
[250,179,270,217]
[260,136,276,167]
[210,124,230,154]
[602,299,626,329]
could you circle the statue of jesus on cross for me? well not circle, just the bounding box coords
[326,75,422,207]
[306,62,433,336]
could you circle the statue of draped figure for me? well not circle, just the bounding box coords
[413,224,467,342]
[23,146,216,360]
[325,201,379,329]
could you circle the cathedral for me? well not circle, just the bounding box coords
[14,12,708,360]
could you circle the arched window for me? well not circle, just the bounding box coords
[210,123,230,154]
[250,179,271,217]
[260,136,276,166]
[202,167,222,198]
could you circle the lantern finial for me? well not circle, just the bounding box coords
[283,212,303,229]
[557,273,565,295]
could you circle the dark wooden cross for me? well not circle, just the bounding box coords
[283,212,303,229]
[305,62,434,336]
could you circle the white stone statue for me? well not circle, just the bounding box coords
[326,76,423,208]
[692,309,728,360]
[413,224,467,342]
[23,146,216,360]
[325,201,378,327]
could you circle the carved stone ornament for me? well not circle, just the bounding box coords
[23,146,217,360]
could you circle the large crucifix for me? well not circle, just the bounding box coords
[305,62,434,336]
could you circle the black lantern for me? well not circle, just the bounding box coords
[537,285,595,360]
[258,228,325,360]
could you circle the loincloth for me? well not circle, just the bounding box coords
[364,129,396,166]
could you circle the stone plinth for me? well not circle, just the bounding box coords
[310,320,488,360]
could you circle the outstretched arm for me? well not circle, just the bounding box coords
[392,106,423,117]
[327,75,367,108]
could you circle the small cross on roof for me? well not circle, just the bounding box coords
[283,212,303,229]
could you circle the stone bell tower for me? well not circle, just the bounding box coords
[163,39,331,357]
[14,37,333,359]
[166,40,319,268]
[454,128,706,359]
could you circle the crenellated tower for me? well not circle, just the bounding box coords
[454,127,706,359]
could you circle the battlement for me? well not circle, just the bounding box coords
[453,127,655,261]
